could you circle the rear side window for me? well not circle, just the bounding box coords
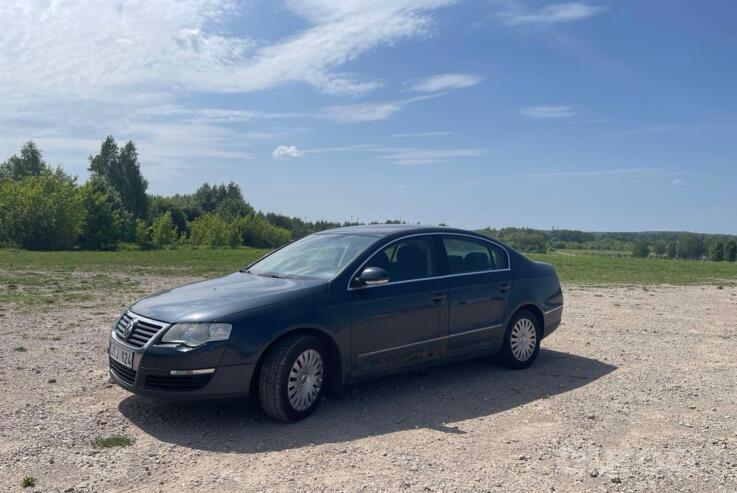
[364,237,437,283]
[442,237,509,273]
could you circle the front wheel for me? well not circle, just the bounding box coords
[498,310,541,369]
[258,335,326,422]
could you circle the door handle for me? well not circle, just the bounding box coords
[498,283,511,293]
[431,292,447,303]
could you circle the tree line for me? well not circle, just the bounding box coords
[2,139,734,258]
[0,138,384,251]
[479,227,737,261]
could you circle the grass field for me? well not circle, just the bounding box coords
[0,247,269,276]
[531,251,737,285]
[1,248,736,288]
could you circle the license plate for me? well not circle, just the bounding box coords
[110,339,134,369]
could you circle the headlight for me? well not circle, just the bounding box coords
[161,323,232,347]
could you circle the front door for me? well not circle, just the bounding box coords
[349,236,448,374]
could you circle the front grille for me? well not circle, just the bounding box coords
[144,374,213,392]
[110,358,136,385]
[114,311,166,348]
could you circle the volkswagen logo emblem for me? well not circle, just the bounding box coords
[124,318,138,339]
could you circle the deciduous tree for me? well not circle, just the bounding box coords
[151,211,177,248]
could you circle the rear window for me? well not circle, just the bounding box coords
[442,237,508,273]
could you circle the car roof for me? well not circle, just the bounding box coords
[316,224,486,238]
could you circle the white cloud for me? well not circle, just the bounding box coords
[671,177,685,185]
[321,94,442,123]
[520,167,665,178]
[391,131,457,138]
[321,102,405,123]
[409,73,482,93]
[500,3,606,26]
[267,142,483,165]
[379,148,483,165]
[272,145,304,159]
[0,0,462,179]
[0,0,458,102]
[520,106,575,119]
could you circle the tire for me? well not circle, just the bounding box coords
[258,334,326,422]
[498,310,541,369]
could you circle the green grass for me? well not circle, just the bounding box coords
[94,435,134,448]
[0,248,269,306]
[531,251,737,285]
[1,248,736,295]
[21,477,36,488]
[0,247,269,276]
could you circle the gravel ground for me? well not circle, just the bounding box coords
[1,276,736,492]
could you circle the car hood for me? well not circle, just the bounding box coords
[130,272,327,323]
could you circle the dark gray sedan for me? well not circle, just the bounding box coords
[109,225,563,421]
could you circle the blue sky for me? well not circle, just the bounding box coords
[1,1,735,233]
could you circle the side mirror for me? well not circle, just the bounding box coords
[358,266,390,286]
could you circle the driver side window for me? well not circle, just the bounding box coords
[364,237,437,283]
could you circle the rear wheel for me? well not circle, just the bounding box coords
[498,310,541,369]
[258,335,326,422]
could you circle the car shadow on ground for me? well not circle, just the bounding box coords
[119,349,615,453]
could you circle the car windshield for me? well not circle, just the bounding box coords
[246,233,379,280]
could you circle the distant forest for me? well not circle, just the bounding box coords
[479,227,736,262]
[1,138,735,262]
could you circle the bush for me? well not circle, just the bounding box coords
[726,241,737,262]
[676,234,705,260]
[189,213,231,248]
[151,211,178,248]
[134,219,152,250]
[78,177,123,250]
[708,242,725,262]
[652,240,666,256]
[0,170,83,250]
[665,242,677,259]
[234,215,291,248]
[632,239,650,258]
[490,227,548,253]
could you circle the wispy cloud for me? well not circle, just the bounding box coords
[0,0,461,174]
[409,73,483,93]
[272,145,304,159]
[270,143,483,165]
[379,148,483,165]
[671,177,685,185]
[520,167,666,178]
[520,105,575,119]
[500,3,606,26]
[0,0,459,101]
[391,131,458,138]
[321,102,405,123]
[321,94,441,123]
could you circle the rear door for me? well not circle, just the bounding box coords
[440,235,512,356]
[348,235,449,374]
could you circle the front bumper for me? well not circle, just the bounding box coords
[108,313,254,400]
[109,359,255,400]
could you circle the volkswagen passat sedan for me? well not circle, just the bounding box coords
[109,225,563,421]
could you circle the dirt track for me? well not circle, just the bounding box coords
[1,278,736,492]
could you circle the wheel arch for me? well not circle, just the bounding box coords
[507,303,545,335]
[250,326,344,398]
